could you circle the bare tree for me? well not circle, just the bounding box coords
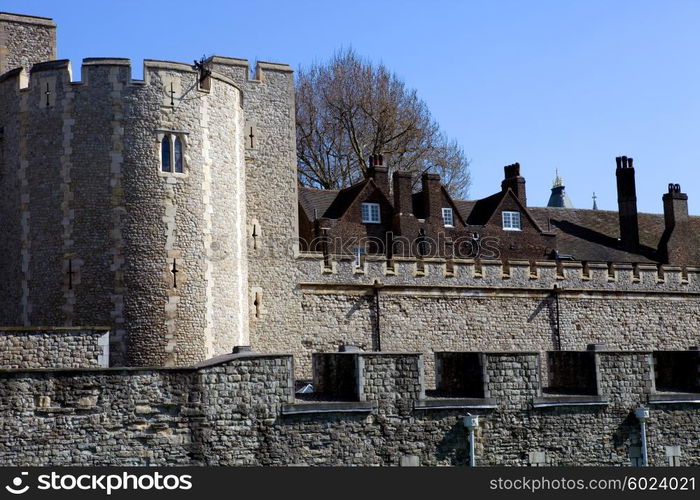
[296,49,471,197]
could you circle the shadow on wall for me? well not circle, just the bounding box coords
[527,296,559,349]
[436,420,470,465]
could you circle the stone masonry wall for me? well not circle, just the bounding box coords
[208,57,301,365]
[0,58,247,368]
[0,328,109,369]
[0,13,56,74]
[0,350,697,466]
[284,255,700,381]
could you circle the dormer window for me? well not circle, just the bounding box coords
[361,203,381,224]
[442,207,454,227]
[502,211,522,231]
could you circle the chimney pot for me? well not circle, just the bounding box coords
[615,155,639,251]
[501,162,527,205]
[367,154,389,198]
[661,182,690,264]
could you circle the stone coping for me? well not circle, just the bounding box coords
[434,350,540,355]
[0,326,110,331]
[0,12,56,26]
[0,352,291,375]
[281,401,373,415]
[298,282,700,297]
[82,58,130,66]
[414,398,498,410]
[648,393,700,404]
[533,395,609,408]
[30,60,70,73]
[316,351,421,356]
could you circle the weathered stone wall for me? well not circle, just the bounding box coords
[208,57,300,367]
[284,255,700,380]
[0,13,56,74]
[0,328,109,369]
[0,350,697,466]
[0,58,248,368]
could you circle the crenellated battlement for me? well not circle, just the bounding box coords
[0,57,244,100]
[296,252,700,292]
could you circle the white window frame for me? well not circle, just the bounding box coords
[502,211,522,231]
[361,203,381,224]
[354,246,366,267]
[442,207,454,227]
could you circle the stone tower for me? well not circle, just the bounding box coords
[0,12,56,74]
[0,14,263,367]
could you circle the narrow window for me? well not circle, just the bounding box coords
[174,136,183,173]
[354,246,365,267]
[502,211,521,231]
[442,207,454,227]
[361,202,381,224]
[161,136,172,172]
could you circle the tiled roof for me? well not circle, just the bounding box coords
[298,186,339,221]
[321,180,369,219]
[464,191,507,225]
[298,184,700,264]
[528,207,700,263]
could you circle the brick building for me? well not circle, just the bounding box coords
[300,155,700,267]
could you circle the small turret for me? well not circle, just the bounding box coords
[546,169,573,208]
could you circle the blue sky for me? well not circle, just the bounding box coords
[6,0,699,214]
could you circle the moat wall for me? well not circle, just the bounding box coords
[0,350,697,466]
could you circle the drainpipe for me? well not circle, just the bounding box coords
[552,285,562,350]
[372,279,382,352]
[463,414,480,466]
[635,407,650,466]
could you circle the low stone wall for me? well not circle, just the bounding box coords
[0,327,109,368]
[0,349,698,466]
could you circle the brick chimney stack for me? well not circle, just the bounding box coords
[660,183,690,264]
[615,156,639,252]
[367,154,390,199]
[393,171,413,215]
[663,183,689,229]
[421,172,443,220]
[501,162,527,206]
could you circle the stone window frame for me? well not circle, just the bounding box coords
[361,202,381,224]
[502,210,522,231]
[156,130,189,178]
[442,207,454,227]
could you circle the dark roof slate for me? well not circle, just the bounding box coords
[321,180,369,219]
[298,187,339,221]
[298,184,700,264]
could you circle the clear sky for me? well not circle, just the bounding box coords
[5,0,699,214]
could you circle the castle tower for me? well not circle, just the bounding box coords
[0,12,56,74]
[206,57,299,360]
[0,22,251,366]
[546,169,573,208]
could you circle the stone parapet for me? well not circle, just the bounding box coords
[0,349,698,466]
